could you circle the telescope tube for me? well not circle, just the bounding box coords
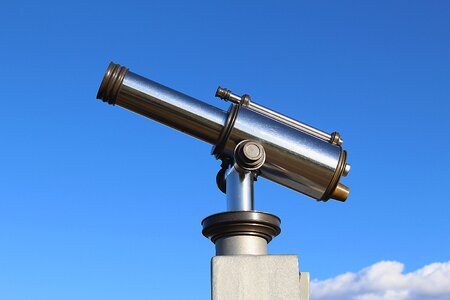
[97,63,350,201]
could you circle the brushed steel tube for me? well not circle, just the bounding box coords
[226,166,254,211]
[97,63,227,145]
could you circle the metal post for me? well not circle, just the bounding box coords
[218,161,267,255]
[204,141,276,256]
[215,236,268,255]
[225,166,254,211]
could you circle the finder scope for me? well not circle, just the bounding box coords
[97,62,350,202]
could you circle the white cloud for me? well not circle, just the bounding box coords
[311,260,450,300]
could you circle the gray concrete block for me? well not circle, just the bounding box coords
[211,255,305,300]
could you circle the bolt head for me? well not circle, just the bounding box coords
[243,142,263,161]
[234,140,266,171]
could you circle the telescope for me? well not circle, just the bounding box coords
[97,62,350,204]
[96,62,351,298]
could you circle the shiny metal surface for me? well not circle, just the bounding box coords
[215,236,267,255]
[247,101,334,143]
[215,86,343,145]
[226,166,254,211]
[223,107,344,200]
[97,63,350,202]
[117,72,227,145]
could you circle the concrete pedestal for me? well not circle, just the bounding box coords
[211,255,309,300]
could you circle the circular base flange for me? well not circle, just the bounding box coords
[202,211,281,244]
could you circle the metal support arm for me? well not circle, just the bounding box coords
[221,140,266,212]
[226,167,254,211]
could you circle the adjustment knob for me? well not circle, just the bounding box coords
[234,140,266,171]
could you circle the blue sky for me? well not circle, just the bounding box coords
[1,1,449,299]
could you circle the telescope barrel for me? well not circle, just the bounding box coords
[97,63,227,145]
[97,63,350,201]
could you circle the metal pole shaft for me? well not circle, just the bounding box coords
[215,236,267,255]
[226,166,254,211]
[218,163,268,255]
